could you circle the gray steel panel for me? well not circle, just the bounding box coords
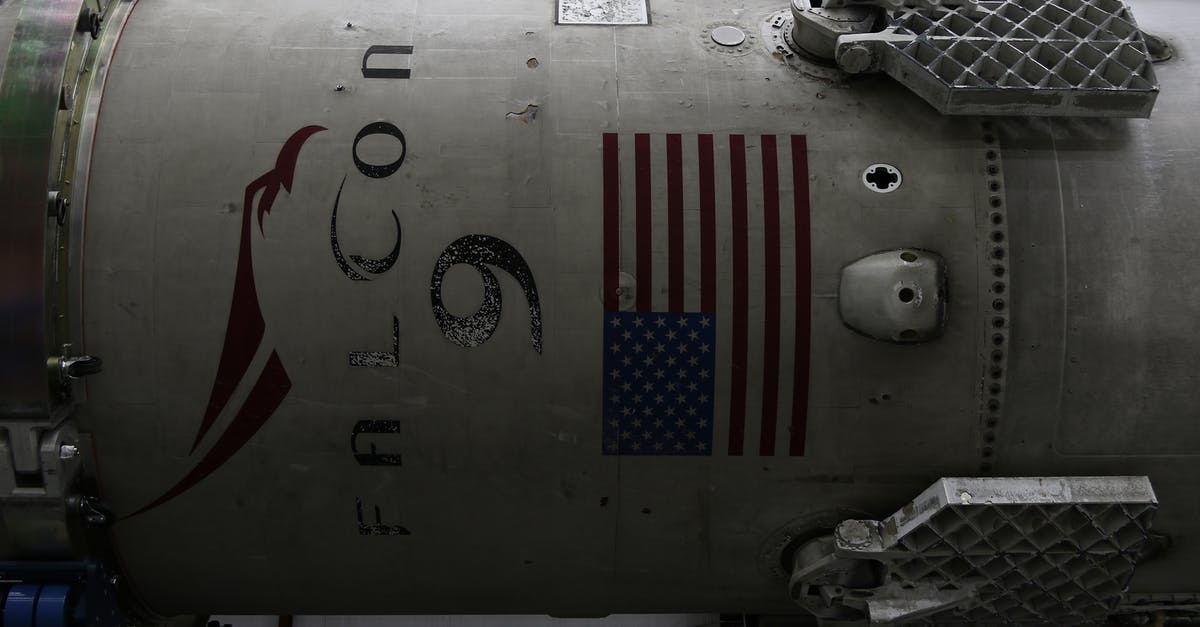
[78,0,983,614]
[56,0,1200,619]
[1000,0,1200,599]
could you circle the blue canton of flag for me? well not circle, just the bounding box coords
[603,312,717,456]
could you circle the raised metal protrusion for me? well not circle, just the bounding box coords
[839,249,947,343]
[838,43,876,74]
[606,271,637,312]
[47,192,68,225]
[790,0,879,60]
[711,25,747,47]
[77,7,101,39]
[69,495,115,528]
[834,0,1160,117]
[58,444,78,460]
[1144,32,1173,63]
[835,519,881,550]
[788,534,880,623]
[62,356,102,379]
[786,477,1159,624]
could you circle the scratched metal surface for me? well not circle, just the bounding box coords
[0,1,20,85]
[998,0,1200,596]
[70,0,1199,618]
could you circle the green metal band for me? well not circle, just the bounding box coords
[0,0,105,420]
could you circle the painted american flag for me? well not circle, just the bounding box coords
[602,133,812,457]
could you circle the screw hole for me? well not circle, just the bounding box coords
[987,164,1000,175]
[898,288,916,303]
[990,196,1003,208]
[992,299,1006,311]
[991,213,1004,225]
[900,251,918,262]
[992,282,1006,294]
[993,266,1006,278]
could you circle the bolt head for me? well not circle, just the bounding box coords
[836,520,875,548]
[839,44,875,74]
[59,444,79,460]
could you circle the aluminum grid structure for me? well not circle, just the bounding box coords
[839,477,1159,624]
[862,0,1159,116]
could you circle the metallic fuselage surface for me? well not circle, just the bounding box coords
[49,0,1200,616]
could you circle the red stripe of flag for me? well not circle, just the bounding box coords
[759,135,781,456]
[698,135,716,313]
[728,134,748,457]
[667,134,684,312]
[634,133,652,312]
[790,135,811,456]
[603,133,620,311]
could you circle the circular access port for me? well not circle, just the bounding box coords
[862,164,902,193]
[897,287,916,303]
[711,25,747,47]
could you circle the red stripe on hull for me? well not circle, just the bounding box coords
[634,133,652,312]
[789,135,812,457]
[698,135,717,313]
[667,134,684,312]
[728,134,749,457]
[129,351,291,518]
[759,135,781,456]
[603,133,621,311]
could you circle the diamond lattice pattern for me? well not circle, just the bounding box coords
[887,501,1156,624]
[887,0,1156,90]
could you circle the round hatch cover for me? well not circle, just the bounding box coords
[711,25,746,47]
